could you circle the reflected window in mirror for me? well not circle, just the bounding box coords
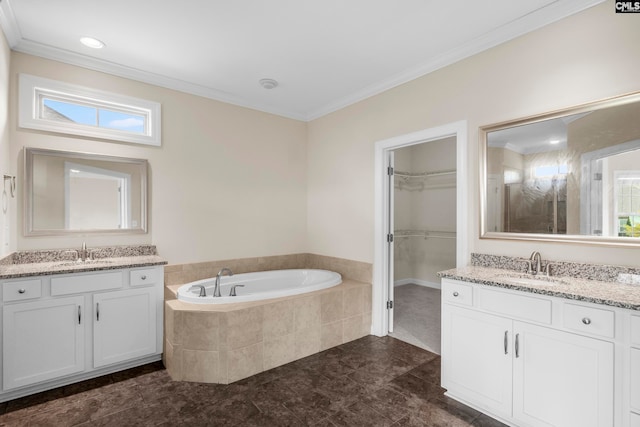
[481,91,640,245]
[25,148,148,236]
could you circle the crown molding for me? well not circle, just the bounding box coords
[1,0,605,122]
[304,0,605,121]
[11,39,308,121]
[0,0,21,47]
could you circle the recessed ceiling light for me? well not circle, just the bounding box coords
[80,36,105,49]
[549,139,561,145]
[259,78,278,90]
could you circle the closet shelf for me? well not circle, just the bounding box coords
[394,169,455,179]
[394,229,456,240]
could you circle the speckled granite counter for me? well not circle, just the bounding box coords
[440,254,640,311]
[0,245,167,279]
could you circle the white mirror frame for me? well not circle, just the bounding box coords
[479,90,640,247]
[24,147,148,236]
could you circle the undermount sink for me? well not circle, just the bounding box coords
[496,274,566,287]
[55,260,114,267]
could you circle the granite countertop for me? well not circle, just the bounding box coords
[0,245,167,280]
[439,265,640,311]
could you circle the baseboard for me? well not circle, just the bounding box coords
[394,278,441,289]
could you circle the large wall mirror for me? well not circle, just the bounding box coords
[480,91,640,246]
[24,148,148,236]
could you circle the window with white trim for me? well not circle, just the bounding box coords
[19,74,161,146]
[614,171,640,237]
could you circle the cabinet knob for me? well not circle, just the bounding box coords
[453,291,459,297]
[582,317,591,325]
[18,288,26,294]
[141,275,147,280]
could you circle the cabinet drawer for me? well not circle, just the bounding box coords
[442,281,473,306]
[3,279,42,302]
[476,287,552,324]
[631,348,640,413]
[51,272,123,295]
[563,303,614,339]
[130,268,157,287]
[631,412,640,427]
[632,315,640,346]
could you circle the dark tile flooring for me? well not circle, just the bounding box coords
[0,336,507,426]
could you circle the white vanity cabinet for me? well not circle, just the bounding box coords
[442,278,623,427]
[3,296,85,390]
[93,287,156,368]
[0,265,164,401]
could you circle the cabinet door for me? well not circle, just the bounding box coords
[513,322,614,427]
[3,296,85,390]
[441,304,513,419]
[93,288,156,368]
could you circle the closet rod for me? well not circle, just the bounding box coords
[394,169,456,178]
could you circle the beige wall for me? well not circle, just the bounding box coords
[0,31,11,257]
[9,53,308,264]
[4,2,640,269]
[307,2,640,267]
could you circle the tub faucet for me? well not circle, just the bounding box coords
[214,268,233,297]
[528,251,542,275]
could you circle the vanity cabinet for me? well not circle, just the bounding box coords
[442,279,620,427]
[93,288,156,368]
[0,266,164,401]
[3,296,85,390]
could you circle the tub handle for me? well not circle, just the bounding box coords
[229,284,245,297]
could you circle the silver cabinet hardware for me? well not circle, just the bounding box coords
[453,291,459,297]
[18,289,26,294]
[504,331,508,355]
[515,333,520,358]
[96,303,100,321]
[582,317,592,325]
[78,305,81,324]
[141,275,147,280]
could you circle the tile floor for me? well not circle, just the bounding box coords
[0,336,506,426]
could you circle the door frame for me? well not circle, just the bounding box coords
[372,120,469,336]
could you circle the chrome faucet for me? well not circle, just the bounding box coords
[529,251,542,275]
[213,268,233,297]
[79,242,89,262]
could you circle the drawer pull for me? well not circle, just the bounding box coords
[141,275,147,280]
[78,306,81,325]
[504,331,508,355]
[18,289,26,294]
[582,317,592,325]
[515,333,520,358]
[453,291,459,297]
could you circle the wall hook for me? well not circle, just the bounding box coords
[3,175,16,198]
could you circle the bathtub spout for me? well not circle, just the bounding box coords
[214,268,233,297]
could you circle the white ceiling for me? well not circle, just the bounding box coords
[0,0,603,121]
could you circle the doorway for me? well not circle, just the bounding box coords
[372,121,468,348]
[388,137,457,353]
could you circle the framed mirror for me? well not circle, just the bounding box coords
[480,91,640,246]
[24,148,148,236]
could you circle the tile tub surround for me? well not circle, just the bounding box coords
[163,253,372,289]
[439,265,640,310]
[164,279,373,384]
[0,245,166,279]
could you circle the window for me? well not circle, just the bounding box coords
[534,164,568,178]
[614,171,640,237]
[19,74,161,146]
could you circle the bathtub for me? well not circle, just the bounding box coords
[176,269,342,304]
